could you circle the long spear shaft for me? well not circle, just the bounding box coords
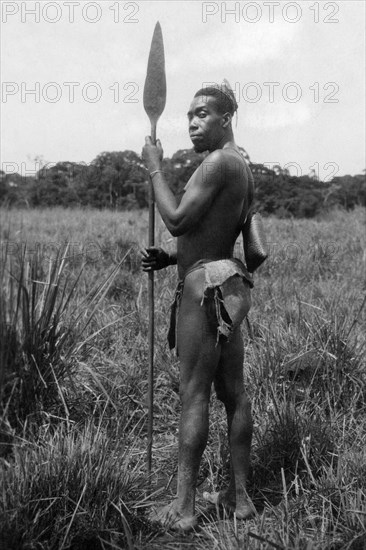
[147,133,155,479]
[143,22,166,480]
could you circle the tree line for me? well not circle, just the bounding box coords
[1,148,365,218]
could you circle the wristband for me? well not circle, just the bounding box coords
[150,169,165,178]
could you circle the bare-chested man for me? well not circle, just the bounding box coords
[141,83,255,530]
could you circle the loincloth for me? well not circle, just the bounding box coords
[167,258,253,354]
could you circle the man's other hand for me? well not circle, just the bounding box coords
[141,247,171,271]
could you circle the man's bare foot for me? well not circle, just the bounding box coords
[150,500,198,532]
[203,490,236,513]
[203,490,256,519]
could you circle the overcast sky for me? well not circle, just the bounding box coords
[1,0,365,179]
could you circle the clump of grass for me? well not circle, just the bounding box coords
[0,242,126,436]
[252,395,335,499]
[0,421,149,550]
[1,243,78,431]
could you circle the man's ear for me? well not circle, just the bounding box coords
[222,112,232,128]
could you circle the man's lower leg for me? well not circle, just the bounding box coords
[152,396,209,530]
[176,396,209,515]
[228,395,255,517]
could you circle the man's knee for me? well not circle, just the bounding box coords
[215,385,252,420]
[214,375,243,405]
[179,383,209,408]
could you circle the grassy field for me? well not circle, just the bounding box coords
[1,206,365,549]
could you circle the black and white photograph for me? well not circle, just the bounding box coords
[1,1,365,548]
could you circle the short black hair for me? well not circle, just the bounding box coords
[194,86,238,116]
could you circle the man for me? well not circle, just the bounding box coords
[141,82,255,530]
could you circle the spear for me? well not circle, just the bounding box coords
[143,21,166,480]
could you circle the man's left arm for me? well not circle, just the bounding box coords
[142,137,225,236]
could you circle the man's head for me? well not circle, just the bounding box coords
[194,84,238,116]
[188,82,238,153]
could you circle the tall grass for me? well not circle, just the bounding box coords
[0,240,128,432]
[0,206,365,549]
[1,421,149,550]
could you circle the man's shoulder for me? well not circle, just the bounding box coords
[204,148,246,168]
[203,148,247,184]
[205,149,226,161]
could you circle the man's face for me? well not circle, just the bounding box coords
[187,96,225,153]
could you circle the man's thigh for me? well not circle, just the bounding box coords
[215,327,246,399]
[215,279,251,393]
[177,268,221,395]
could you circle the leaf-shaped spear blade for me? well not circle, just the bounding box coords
[143,21,166,143]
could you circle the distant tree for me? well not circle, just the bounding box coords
[85,151,148,208]
[0,171,31,207]
[252,164,324,217]
[326,173,366,209]
[30,162,83,207]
